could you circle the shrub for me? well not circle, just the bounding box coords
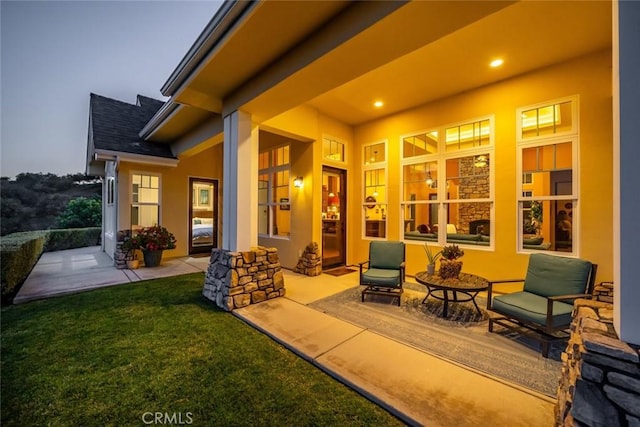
[44,227,101,252]
[56,197,101,228]
[1,231,47,301]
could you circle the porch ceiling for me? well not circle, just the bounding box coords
[156,0,612,143]
[305,0,612,125]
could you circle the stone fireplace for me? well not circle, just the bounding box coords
[202,247,285,311]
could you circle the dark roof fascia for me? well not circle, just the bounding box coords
[138,101,181,140]
[160,0,257,97]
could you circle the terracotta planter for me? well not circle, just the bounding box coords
[143,250,164,267]
[439,260,462,279]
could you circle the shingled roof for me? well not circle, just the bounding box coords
[89,93,175,159]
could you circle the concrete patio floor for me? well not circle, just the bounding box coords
[13,246,556,426]
[13,246,209,303]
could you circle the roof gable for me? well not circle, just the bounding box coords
[89,93,175,159]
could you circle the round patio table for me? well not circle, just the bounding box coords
[415,271,489,318]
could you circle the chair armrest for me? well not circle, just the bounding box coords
[547,293,593,302]
[545,293,593,331]
[358,261,370,267]
[486,279,525,310]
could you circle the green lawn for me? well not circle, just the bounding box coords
[1,273,402,426]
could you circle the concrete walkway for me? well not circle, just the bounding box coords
[14,247,556,426]
[14,246,209,303]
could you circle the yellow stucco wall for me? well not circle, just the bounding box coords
[352,49,613,281]
[117,143,224,258]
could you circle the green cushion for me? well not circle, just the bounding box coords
[492,291,574,328]
[369,241,404,270]
[362,268,401,287]
[447,233,482,241]
[524,253,592,297]
[523,236,544,245]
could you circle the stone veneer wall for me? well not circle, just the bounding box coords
[202,247,285,311]
[293,242,322,276]
[457,156,490,234]
[556,295,640,426]
[114,242,130,269]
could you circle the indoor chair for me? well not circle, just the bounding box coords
[486,253,597,357]
[359,241,405,306]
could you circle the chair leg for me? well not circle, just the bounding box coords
[541,341,550,358]
[488,318,494,332]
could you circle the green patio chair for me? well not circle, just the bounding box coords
[486,253,597,357]
[359,241,405,306]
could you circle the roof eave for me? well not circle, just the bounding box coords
[93,149,179,168]
[138,101,181,140]
[160,0,256,97]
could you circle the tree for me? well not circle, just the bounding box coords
[56,197,102,229]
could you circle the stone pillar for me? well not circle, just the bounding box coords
[203,247,285,311]
[294,242,322,276]
[555,299,640,426]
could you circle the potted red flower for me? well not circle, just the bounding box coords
[135,225,177,267]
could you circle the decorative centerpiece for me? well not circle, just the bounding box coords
[439,244,464,279]
[423,244,442,275]
[127,226,177,268]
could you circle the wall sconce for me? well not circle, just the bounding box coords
[293,176,304,188]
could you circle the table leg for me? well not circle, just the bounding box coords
[442,290,449,317]
[421,287,432,304]
[470,292,482,315]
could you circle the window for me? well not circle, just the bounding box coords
[323,136,345,162]
[107,177,115,205]
[362,141,387,238]
[401,118,494,248]
[131,173,160,230]
[517,96,578,253]
[258,145,290,238]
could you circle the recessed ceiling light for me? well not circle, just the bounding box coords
[373,100,384,108]
[490,58,504,68]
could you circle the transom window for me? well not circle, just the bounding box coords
[401,117,494,248]
[258,145,291,238]
[517,96,578,254]
[323,136,345,163]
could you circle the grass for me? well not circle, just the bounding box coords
[1,273,403,426]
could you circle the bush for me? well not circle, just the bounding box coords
[1,227,101,302]
[1,231,48,301]
[56,197,101,228]
[44,227,101,252]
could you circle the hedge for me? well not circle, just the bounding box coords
[1,227,101,301]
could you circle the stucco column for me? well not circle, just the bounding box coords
[222,110,258,251]
[613,0,640,345]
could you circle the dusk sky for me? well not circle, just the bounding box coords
[1,1,223,178]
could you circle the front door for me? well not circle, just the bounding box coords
[322,167,346,268]
[189,178,218,255]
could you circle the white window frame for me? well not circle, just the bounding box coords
[516,95,580,255]
[400,116,495,250]
[362,140,388,240]
[130,171,161,230]
[258,144,291,239]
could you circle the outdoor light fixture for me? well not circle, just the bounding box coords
[293,176,304,188]
[373,100,384,108]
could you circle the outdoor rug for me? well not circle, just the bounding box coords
[323,267,357,277]
[308,282,564,397]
